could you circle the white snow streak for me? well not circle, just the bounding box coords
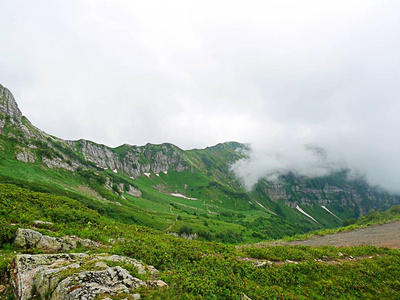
[170,193,198,200]
[296,205,318,223]
[321,205,342,220]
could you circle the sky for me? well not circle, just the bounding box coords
[1,1,400,191]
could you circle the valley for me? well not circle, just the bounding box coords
[1,83,399,244]
[1,83,400,299]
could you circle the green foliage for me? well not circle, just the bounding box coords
[2,107,400,298]
[0,223,17,246]
[0,184,399,299]
[357,205,400,225]
[76,167,107,185]
[0,183,101,246]
[342,218,357,227]
[216,230,244,244]
[179,225,194,235]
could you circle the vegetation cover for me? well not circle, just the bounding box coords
[1,84,400,298]
[1,183,400,299]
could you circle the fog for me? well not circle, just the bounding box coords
[1,1,400,192]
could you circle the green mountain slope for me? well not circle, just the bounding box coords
[1,83,399,244]
[1,183,400,299]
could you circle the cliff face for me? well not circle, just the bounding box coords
[0,84,51,141]
[255,174,397,215]
[0,84,22,123]
[0,84,190,177]
[0,84,26,137]
[68,140,190,178]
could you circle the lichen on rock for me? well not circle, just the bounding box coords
[14,229,102,253]
[11,253,166,300]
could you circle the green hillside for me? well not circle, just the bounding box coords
[1,83,400,244]
[1,183,400,299]
[1,83,400,298]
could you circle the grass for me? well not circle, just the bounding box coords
[2,84,400,298]
[2,127,397,245]
[1,183,400,299]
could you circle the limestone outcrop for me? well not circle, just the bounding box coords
[0,84,50,141]
[0,84,22,123]
[14,229,100,252]
[15,146,36,163]
[11,253,166,300]
[0,84,190,180]
[70,140,190,179]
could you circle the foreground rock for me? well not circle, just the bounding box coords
[11,253,166,300]
[14,228,101,252]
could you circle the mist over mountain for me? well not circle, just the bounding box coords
[2,1,399,195]
[229,66,400,193]
[231,142,345,190]
[231,98,400,194]
[2,2,400,298]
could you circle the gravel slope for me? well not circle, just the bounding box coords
[286,220,400,248]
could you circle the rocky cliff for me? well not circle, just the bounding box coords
[0,85,22,123]
[70,140,190,178]
[0,84,191,179]
[0,86,193,201]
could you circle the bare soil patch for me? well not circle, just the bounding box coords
[75,185,108,201]
[282,220,400,248]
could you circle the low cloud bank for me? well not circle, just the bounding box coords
[231,134,400,194]
[231,142,346,190]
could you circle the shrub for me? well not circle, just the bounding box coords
[0,223,17,247]
[342,218,357,227]
[179,226,194,235]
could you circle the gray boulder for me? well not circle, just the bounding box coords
[11,253,167,300]
[14,229,102,252]
[51,266,146,300]
[14,229,76,252]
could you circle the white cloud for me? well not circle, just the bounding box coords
[1,0,400,191]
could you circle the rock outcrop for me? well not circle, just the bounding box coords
[14,229,100,252]
[11,253,166,300]
[15,146,36,163]
[0,84,190,180]
[70,140,190,179]
[0,84,47,141]
[0,84,22,123]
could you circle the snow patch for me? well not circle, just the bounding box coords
[163,171,168,175]
[321,206,342,220]
[170,193,198,200]
[296,205,318,223]
[112,169,118,173]
[254,199,267,209]
[253,199,276,215]
[144,172,151,177]
[156,173,160,177]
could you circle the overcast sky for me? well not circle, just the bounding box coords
[1,1,400,191]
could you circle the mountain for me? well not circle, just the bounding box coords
[1,83,400,299]
[1,83,399,243]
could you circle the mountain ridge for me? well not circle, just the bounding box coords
[1,83,399,243]
[0,83,245,179]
